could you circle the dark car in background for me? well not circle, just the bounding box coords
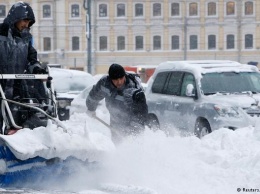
[50,68,95,120]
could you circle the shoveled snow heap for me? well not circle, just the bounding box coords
[0,113,115,162]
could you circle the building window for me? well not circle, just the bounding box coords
[117,4,125,17]
[117,36,125,50]
[208,35,216,50]
[189,3,198,16]
[171,3,180,16]
[43,4,51,18]
[245,1,253,15]
[135,36,143,50]
[190,35,198,50]
[135,3,143,17]
[226,1,235,15]
[227,34,235,49]
[99,4,107,17]
[208,2,216,16]
[72,36,79,51]
[0,5,6,18]
[153,36,161,50]
[171,35,179,50]
[71,4,79,18]
[245,34,253,49]
[43,37,51,51]
[153,3,161,17]
[100,36,107,51]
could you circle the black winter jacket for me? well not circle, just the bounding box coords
[86,73,148,132]
[0,2,39,99]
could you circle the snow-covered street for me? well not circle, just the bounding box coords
[1,111,260,194]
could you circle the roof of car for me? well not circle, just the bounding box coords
[50,68,93,78]
[156,60,259,75]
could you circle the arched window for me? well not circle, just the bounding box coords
[153,3,161,17]
[72,36,79,50]
[117,36,125,50]
[43,37,51,51]
[0,5,6,18]
[226,1,235,15]
[208,35,216,50]
[189,3,198,16]
[135,36,144,50]
[153,36,161,50]
[245,1,253,15]
[171,3,180,16]
[100,36,107,51]
[245,34,253,49]
[135,3,143,17]
[71,4,79,17]
[208,2,216,16]
[172,35,180,50]
[117,4,125,17]
[227,34,235,49]
[99,4,107,17]
[190,35,198,50]
[43,4,51,18]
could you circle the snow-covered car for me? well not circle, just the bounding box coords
[145,60,260,138]
[50,68,95,120]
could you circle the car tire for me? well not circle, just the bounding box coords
[147,114,160,131]
[195,119,211,138]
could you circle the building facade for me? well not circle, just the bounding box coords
[0,0,260,74]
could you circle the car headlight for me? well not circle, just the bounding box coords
[214,105,240,117]
[58,100,70,108]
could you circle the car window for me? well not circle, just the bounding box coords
[164,72,183,95]
[201,72,260,95]
[152,72,170,93]
[54,76,93,93]
[180,73,195,96]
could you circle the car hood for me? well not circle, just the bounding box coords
[206,93,260,108]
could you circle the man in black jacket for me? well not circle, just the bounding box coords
[0,2,47,133]
[86,64,148,140]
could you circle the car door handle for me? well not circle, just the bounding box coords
[156,102,161,105]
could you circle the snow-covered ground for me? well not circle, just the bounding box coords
[1,109,260,194]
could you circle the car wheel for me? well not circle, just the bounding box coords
[147,114,160,131]
[195,120,211,138]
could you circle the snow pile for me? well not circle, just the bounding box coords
[0,113,115,162]
[0,112,260,194]
[96,125,260,194]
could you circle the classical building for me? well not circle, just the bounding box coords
[1,0,260,74]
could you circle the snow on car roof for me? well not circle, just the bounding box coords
[155,60,259,79]
[50,68,93,77]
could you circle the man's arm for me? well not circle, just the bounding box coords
[86,78,106,111]
[27,41,38,65]
[27,41,47,74]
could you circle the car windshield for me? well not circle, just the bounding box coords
[201,72,260,95]
[53,76,93,93]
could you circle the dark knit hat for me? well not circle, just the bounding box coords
[108,63,126,79]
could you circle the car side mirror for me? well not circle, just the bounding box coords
[186,84,195,97]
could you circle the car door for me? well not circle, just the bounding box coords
[161,71,185,131]
[147,72,171,128]
[165,71,195,133]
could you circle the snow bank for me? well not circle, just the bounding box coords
[0,113,115,162]
[97,125,260,194]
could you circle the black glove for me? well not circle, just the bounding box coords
[133,89,145,103]
[33,66,47,74]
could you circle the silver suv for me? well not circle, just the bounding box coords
[145,60,260,138]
